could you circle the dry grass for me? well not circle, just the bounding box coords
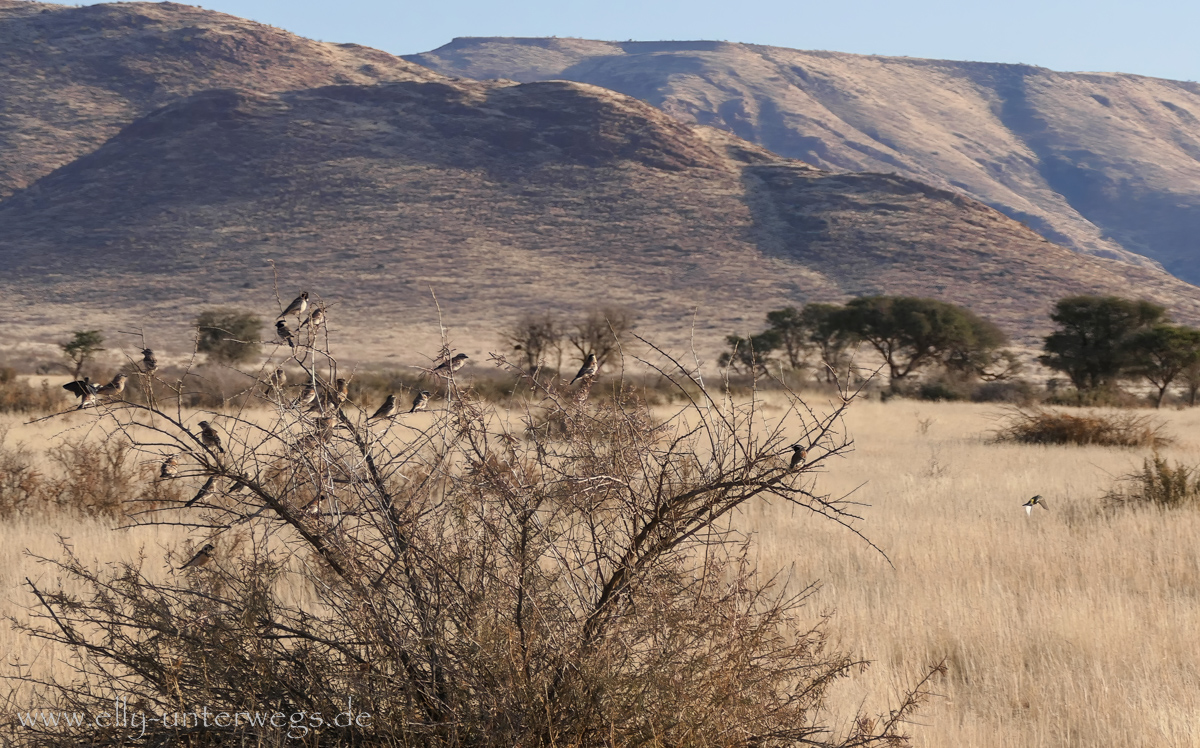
[2,399,1200,746]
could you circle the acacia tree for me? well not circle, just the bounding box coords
[1183,359,1200,407]
[504,313,563,374]
[195,308,263,364]
[1039,296,1166,393]
[765,307,808,369]
[59,330,105,379]
[9,318,941,747]
[719,330,782,374]
[1122,324,1200,407]
[835,296,1006,387]
[802,303,854,382]
[567,306,636,371]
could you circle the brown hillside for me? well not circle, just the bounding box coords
[408,38,1200,282]
[3,76,1199,364]
[0,0,439,198]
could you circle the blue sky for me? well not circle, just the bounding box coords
[45,0,1200,82]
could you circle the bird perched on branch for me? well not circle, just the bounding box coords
[160,454,178,479]
[368,394,396,421]
[432,353,469,376]
[62,377,97,408]
[184,476,216,507]
[96,373,127,399]
[410,390,430,413]
[276,320,296,350]
[328,378,348,408]
[197,421,225,454]
[1023,495,1048,515]
[570,353,598,385]
[266,367,287,393]
[299,308,324,331]
[280,291,308,319]
[789,445,808,470]
[294,384,316,408]
[179,543,215,570]
[142,349,158,374]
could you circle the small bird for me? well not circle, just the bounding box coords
[95,373,127,398]
[299,308,324,331]
[63,377,96,408]
[570,353,598,385]
[160,454,178,479]
[178,543,215,570]
[184,476,216,507]
[197,421,225,454]
[276,320,296,350]
[789,444,808,470]
[432,353,469,376]
[294,384,317,408]
[142,349,158,373]
[280,291,309,319]
[368,394,396,421]
[329,378,348,407]
[1023,495,1048,515]
[264,367,287,395]
[410,390,430,413]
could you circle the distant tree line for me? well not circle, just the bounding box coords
[721,296,1019,391]
[726,294,1200,408]
[503,307,638,375]
[1039,296,1200,407]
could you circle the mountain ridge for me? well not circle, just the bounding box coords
[2,4,1200,365]
[407,37,1200,281]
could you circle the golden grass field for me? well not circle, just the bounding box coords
[2,397,1199,747]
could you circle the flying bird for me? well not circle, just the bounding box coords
[197,421,225,454]
[95,373,127,398]
[368,394,396,422]
[299,308,324,331]
[276,320,296,350]
[1023,495,1048,515]
[179,543,215,570]
[789,445,808,470]
[570,353,598,385]
[184,476,216,507]
[280,291,309,319]
[410,390,430,413]
[142,349,158,373]
[432,353,469,376]
[63,377,97,408]
[160,454,178,479]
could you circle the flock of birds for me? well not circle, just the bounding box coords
[55,291,1046,571]
[57,291,607,570]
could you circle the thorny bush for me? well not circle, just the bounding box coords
[2,320,941,747]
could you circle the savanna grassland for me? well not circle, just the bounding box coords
[1,395,1197,746]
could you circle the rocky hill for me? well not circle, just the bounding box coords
[2,4,1200,366]
[408,38,1200,283]
[5,74,1200,362]
[0,0,439,198]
